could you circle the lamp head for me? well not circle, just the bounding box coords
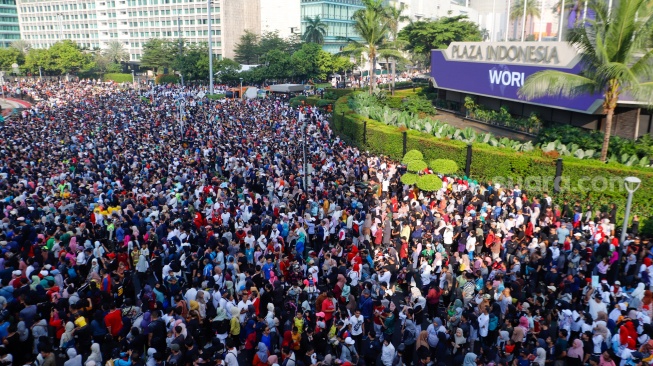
[624,176,641,193]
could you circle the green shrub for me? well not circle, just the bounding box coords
[400,173,418,185]
[316,99,335,108]
[401,95,435,115]
[402,150,424,164]
[324,88,355,99]
[384,96,403,109]
[406,160,428,172]
[305,97,320,106]
[103,73,133,83]
[331,95,653,234]
[429,159,459,175]
[417,174,443,192]
[155,74,180,84]
[206,94,225,100]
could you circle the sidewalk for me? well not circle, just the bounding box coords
[435,109,534,142]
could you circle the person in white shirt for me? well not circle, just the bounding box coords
[224,343,239,366]
[237,292,252,323]
[380,339,395,366]
[478,306,490,339]
[349,309,365,348]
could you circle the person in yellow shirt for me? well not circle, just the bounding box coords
[293,311,304,334]
[229,306,241,348]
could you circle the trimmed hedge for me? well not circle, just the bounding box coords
[206,94,226,100]
[430,159,459,175]
[402,150,424,164]
[104,73,133,83]
[155,74,180,85]
[332,95,653,232]
[324,88,355,99]
[417,174,443,192]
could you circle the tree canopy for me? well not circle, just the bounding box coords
[398,16,482,62]
[519,0,653,161]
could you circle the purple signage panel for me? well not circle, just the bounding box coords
[430,50,603,113]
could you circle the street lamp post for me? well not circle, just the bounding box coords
[208,0,214,95]
[239,77,243,100]
[620,177,641,244]
[616,176,641,279]
[303,117,308,191]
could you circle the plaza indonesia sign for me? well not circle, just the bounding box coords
[431,41,603,113]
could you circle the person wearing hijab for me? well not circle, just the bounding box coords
[87,343,102,365]
[566,338,584,366]
[463,352,477,366]
[451,327,467,355]
[253,342,269,366]
[60,321,75,349]
[64,348,83,366]
[145,348,157,366]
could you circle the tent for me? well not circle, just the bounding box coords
[269,84,305,94]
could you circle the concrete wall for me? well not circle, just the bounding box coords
[260,0,300,38]
[221,0,260,60]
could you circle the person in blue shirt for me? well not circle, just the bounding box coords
[262,257,274,280]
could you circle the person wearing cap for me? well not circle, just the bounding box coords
[340,337,358,365]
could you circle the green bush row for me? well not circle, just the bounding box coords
[103,73,133,83]
[155,74,180,85]
[324,88,355,100]
[333,96,653,234]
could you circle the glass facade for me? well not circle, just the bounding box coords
[300,0,364,54]
[0,0,19,47]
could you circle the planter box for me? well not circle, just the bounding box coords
[462,116,538,136]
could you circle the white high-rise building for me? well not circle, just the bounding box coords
[260,0,300,39]
[388,0,478,31]
[16,0,303,62]
[17,0,226,61]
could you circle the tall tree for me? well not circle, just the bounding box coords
[341,0,389,93]
[234,30,259,64]
[104,40,129,64]
[47,40,94,75]
[291,42,333,82]
[519,0,653,162]
[174,43,210,81]
[510,0,541,40]
[10,40,31,55]
[383,2,408,95]
[140,38,175,72]
[302,16,328,45]
[258,31,288,56]
[23,48,52,74]
[398,16,482,64]
[0,47,24,70]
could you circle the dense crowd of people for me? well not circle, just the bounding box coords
[0,79,650,366]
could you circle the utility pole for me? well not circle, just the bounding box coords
[57,13,64,40]
[178,16,184,86]
[558,0,565,41]
[208,0,213,95]
[505,0,511,41]
[520,0,527,42]
[491,0,496,42]
[538,0,544,41]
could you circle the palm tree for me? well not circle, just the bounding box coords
[518,0,653,162]
[10,40,31,55]
[302,16,328,45]
[341,0,389,94]
[510,0,541,40]
[103,40,129,64]
[383,2,408,95]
